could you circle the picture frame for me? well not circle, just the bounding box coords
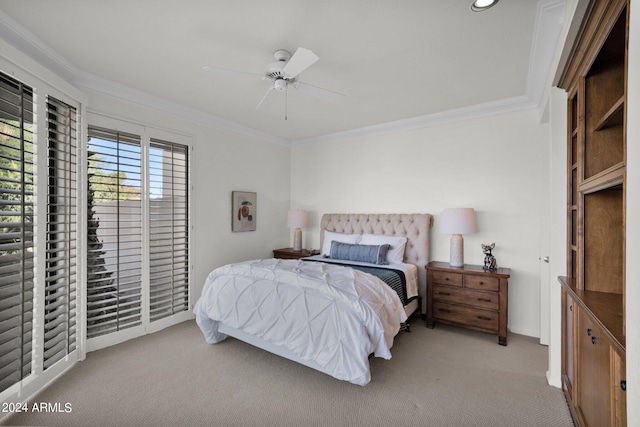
[232,191,256,232]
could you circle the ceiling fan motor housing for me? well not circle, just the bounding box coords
[266,49,293,81]
[266,62,288,80]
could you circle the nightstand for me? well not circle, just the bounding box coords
[273,248,319,260]
[426,261,511,345]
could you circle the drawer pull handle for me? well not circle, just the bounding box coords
[478,281,484,285]
[477,298,492,302]
[438,292,451,296]
[587,328,592,336]
[591,336,596,345]
[621,380,626,391]
[477,316,492,321]
[438,308,451,313]
[569,305,572,311]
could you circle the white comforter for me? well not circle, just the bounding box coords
[194,258,407,385]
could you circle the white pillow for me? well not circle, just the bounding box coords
[359,234,407,264]
[321,231,361,257]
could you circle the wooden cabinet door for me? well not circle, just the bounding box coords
[562,290,575,398]
[576,308,612,427]
[613,352,626,427]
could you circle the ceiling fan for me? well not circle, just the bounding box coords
[203,47,346,118]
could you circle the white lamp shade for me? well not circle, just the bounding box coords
[440,208,477,235]
[287,210,308,229]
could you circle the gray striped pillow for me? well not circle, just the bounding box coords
[329,241,390,265]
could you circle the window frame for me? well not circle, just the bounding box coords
[85,113,193,352]
[0,47,193,415]
[0,58,86,408]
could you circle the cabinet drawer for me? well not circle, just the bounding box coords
[464,275,499,292]
[433,302,499,332]
[432,271,462,287]
[432,285,499,310]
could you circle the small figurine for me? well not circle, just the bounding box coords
[482,243,497,270]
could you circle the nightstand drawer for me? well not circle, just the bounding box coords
[432,271,463,287]
[432,302,499,332]
[432,285,499,310]
[464,275,499,292]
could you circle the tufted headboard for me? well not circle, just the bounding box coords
[320,213,433,314]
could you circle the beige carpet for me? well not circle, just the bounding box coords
[3,318,574,427]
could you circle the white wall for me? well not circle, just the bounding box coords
[85,92,292,299]
[546,87,568,388]
[291,108,550,338]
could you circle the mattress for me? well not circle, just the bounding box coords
[194,258,407,385]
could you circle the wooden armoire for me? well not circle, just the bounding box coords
[556,0,628,425]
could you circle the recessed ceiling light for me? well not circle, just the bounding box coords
[470,0,499,12]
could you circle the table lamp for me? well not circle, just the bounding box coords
[287,210,308,251]
[440,208,477,267]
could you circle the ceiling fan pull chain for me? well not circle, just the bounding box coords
[285,88,288,121]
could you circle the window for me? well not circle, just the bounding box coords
[0,73,34,393]
[44,96,77,369]
[149,139,189,322]
[0,64,190,406]
[87,127,142,339]
[87,124,190,344]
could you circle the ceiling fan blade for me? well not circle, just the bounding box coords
[282,47,319,78]
[295,82,346,104]
[257,87,280,110]
[202,66,264,80]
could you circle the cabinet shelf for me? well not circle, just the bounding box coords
[594,96,624,131]
[560,277,625,354]
[578,162,624,194]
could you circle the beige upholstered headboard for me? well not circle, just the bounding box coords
[320,213,433,315]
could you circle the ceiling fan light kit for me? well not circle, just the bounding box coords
[274,78,288,92]
[203,46,345,118]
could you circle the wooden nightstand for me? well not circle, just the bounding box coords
[273,248,319,260]
[426,261,511,345]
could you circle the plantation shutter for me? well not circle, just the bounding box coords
[87,126,142,338]
[148,139,189,321]
[44,96,77,369]
[0,73,35,393]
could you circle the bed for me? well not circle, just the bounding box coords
[194,213,433,385]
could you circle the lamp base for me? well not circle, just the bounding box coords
[293,228,302,251]
[449,234,464,267]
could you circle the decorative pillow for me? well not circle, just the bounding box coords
[359,234,408,264]
[329,241,390,265]
[321,230,361,257]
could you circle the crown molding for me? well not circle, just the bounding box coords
[73,71,291,148]
[0,1,567,148]
[0,10,290,148]
[292,95,536,146]
[293,0,569,146]
[0,10,77,81]
[525,0,567,107]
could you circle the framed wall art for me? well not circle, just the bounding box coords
[232,191,256,232]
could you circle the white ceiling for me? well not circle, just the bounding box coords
[0,0,566,145]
